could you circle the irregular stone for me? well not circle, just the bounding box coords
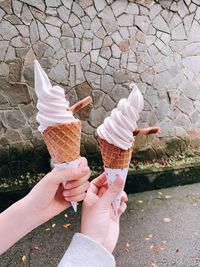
[72,2,85,17]
[89,107,106,127]
[113,69,134,83]
[112,0,128,17]
[46,7,57,16]
[118,14,134,27]
[98,6,118,34]
[61,23,74,37]
[149,4,162,19]
[177,0,189,18]
[61,0,73,9]
[91,49,100,63]
[45,16,62,27]
[67,52,84,64]
[182,56,200,75]
[53,47,66,60]
[20,0,45,12]
[68,13,80,27]
[90,63,104,74]
[82,134,100,154]
[152,14,170,33]
[58,6,70,22]
[72,24,84,38]
[111,84,129,102]
[100,47,111,59]
[0,20,18,40]
[97,56,107,69]
[5,109,27,129]
[101,75,115,93]
[29,20,39,44]
[96,27,107,39]
[169,13,182,30]
[82,16,91,30]
[156,99,170,121]
[91,17,102,33]
[111,31,123,44]
[49,60,68,85]
[75,63,85,85]
[119,40,130,52]
[93,36,102,49]
[92,90,105,108]
[81,38,92,53]
[81,55,90,70]
[181,42,200,57]
[36,21,49,41]
[135,15,150,33]
[85,5,97,20]
[0,62,9,76]
[83,30,94,38]
[109,58,120,69]
[126,2,139,14]
[94,0,107,12]
[111,43,121,58]
[29,6,46,23]
[189,20,200,41]
[0,93,10,110]
[184,14,195,36]
[16,25,29,38]
[175,94,194,116]
[171,23,187,40]
[85,71,101,88]
[45,24,61,38]
[45,36,61,50]
[11,36,29,48]
[120,52,128,68]
[33,41,49,59]
[8,60,22,83]
[45,0,61,7]
[103,94,116,111]
[0,41,9,61]
[74,38,81,51]
[103,36,113,47]
[78,0,93,9]
[119,27,130,39]
[81,121,94,135]
[5,14,22,24]
[12,0,22,16]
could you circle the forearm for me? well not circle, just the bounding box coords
[0,197,42,255]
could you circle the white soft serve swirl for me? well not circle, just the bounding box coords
[97,83,144,150]
[34,60,76,133]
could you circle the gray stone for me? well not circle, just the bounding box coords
[5,45,15,61]
[49,59,68,84]
[89,107,106,127]
[94,0,107,12]
[90,63,104,74]
[170,1,178,11]
[0,41,9,61]
[53,47,66,60]
[5,14,22,24]
[30,20,39,44]
[68,13,80,27]
[103,94,116,111]
[135,15,150,33]
[61,0,73,9]
[109,58,120,69]
[37,21,49,41]
[120,52,128,68]
[184,14,195,36]
[0,93,10,110]
[111,43,121,58]
[149,4,162,19]
[126,3,139,14]
[83,30,94,38]
[45,0,61,7]
[93,36,102,49]
[0,20,18,40]
[11,36,29,48]
[96,27,107,39]
[58,6,70,22]
[103,36,113,47]
[91,49,100,63]
[176,94,194,116]
[82,16,91,30]
[91,17,102,33]
[0,62,9,76]
[156,99,170,121]
[75,63,85,85]
[81,39,92,53]
[159,118,174,137]
[81,121,94,135]
[99,6,118,34]
[85,71,101,88]
[20,0,45,12]
[0,8,5,20]
[12,0,22,16]
[97,56,107,69]
[111,31,123,44]
[45,24,61,38]
[118,14,134,27]
[67,52,85,64]
[72,24,84,38]
[61,24,74,37]
[81,55,90,71]
[111,0,128,17]
[5,108,27,129]
[101,75,115,93]
[171,23,187,40]
[189,20,200,41]
[21,127,33,140]
[119,27,130,39]
[78,0,93,9]
[113,69,134,83]
[182,43,200,57]
[29,6,46,23]
[92,90,105,108]
[85,5,97,20]
[72,2,85,17]
[74,38,81,51]
[169,13,182,30]
[177,0,189,18]
[152,14,170,33]
[182,56,200,75]
[16,25,29,38]
[45,16,63,27]
[111,84,130,102]
[45,36,61,50]
[100,47,111,59]
[46,7,57,16]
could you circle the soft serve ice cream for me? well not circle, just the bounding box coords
[97,83,144,210]
[34,60,76,133]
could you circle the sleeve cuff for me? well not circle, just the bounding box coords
[58,233,116,267]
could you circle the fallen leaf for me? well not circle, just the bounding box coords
[45,228,51,231]
[152,246,164,253]
[22,255,27,262]
[165,195,172,199]
[63,224,71,229]
[126,242,130,248]
[150,262,157,267]
[34,246,40,251]
[163,217,171,223]
[158,192,163,195]
[52,223,56,228]
[64,214,68,218]
[138,200,143,203]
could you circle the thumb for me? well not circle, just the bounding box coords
[100,176,124,207]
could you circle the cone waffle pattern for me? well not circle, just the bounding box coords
[43,120,81,164]
[99,138,133,169]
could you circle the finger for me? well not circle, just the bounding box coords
[121,191,128,203]
[64,172,90,189]
[98,185,107,198]
[78,157,88,168]
[50,165,90,184]
[63,181,90,197]
[100,176,124,207]
[64,192,86,202]
[91,173,107,188]
[118,202,127,217]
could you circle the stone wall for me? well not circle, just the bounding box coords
[1,0,200,177]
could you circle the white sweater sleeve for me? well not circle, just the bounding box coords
[58,233,116,267]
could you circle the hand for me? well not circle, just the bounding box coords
[81,173,127,253]
[25,157,90,224]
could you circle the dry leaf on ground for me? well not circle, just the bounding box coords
[63,224,71,229]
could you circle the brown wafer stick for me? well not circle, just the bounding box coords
[133,127,160,136]
[69,96,92,114]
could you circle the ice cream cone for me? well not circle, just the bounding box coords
[43,120,81,164]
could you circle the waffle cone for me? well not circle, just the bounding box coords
[98,138,133,169]
[43,120,81,164]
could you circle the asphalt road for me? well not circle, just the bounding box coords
[1,183,200,267]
